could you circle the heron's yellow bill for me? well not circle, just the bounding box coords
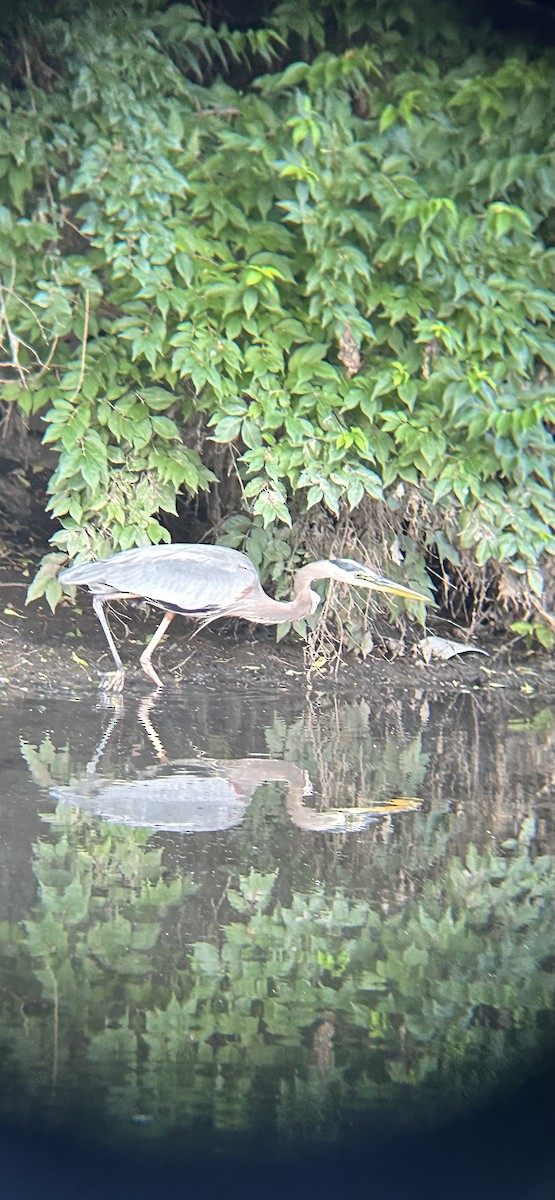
[322,798,423,829]
[374,578,430,603]
[356,567,431,604]
[353,797,423,815]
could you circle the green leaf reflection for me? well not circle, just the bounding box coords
[0,806,552,1148]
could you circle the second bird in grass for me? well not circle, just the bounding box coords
[59,542,430,692]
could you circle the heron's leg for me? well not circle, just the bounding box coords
[137,694,168,761]
[139,611,175,688]
[92,595,126,693]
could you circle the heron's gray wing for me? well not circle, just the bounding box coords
[60,544,259,613]
[52,774,246,831]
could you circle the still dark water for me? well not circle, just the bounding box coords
[0,682,553,1198]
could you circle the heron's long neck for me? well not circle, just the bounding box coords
[235,564,322,625]
[288,563,324,619]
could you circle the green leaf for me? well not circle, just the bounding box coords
[141,387,175,411]
[242,287,258,318]
[26,554,67,607]
[287,343,329,372]
[526,567,544,598]
[151,415,179,439]
[211,416,243,442]
[379,104,397,133]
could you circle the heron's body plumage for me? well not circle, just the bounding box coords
[61,544,258,616]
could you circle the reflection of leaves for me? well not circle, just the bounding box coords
[39,876,92,925]
[25,911,69,962]
[144,994,196,1057]
[357,971,388,994]
[507,707,554,733]
[192,942,221,976]
[140,878,193,906]
[87,915,160,972]
[3,811,553,1145]
[263,704,429,808]
[88,1025,138,1063]
[20,736,72,788]
[317,949,350,977]
[264,715,289,758]
[227,868,278,914]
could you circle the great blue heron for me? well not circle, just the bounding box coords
[59,543,429,692]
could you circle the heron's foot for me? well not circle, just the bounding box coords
[139,655,164,689]
[99,667,126,694]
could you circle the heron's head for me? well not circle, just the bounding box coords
[326,558,430,603]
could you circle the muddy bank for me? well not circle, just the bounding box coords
[1,557,554,701]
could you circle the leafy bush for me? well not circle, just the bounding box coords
[0,1,553,632]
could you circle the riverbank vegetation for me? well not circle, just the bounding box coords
[0,0,554,649]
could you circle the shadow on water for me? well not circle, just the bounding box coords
[0,681,553,1198]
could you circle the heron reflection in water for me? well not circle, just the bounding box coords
[59,543,430,691]
[22,696,422,835]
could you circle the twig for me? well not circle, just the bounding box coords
[22,44,37,115]
[67,291,90,403]
[60,204,91,242]
[35,334,59,379]
[0,281,27,383]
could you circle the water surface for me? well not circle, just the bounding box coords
[0,682,553,1193]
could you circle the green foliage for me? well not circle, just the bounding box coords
[0,0,554,619]
[510,617,555,651]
